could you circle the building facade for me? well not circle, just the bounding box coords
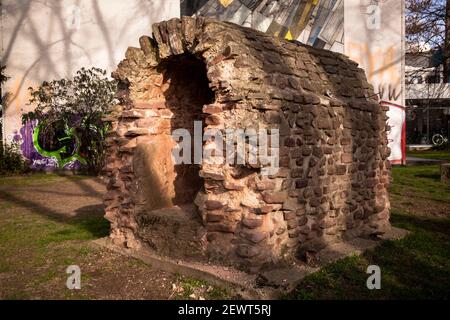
[1,0,405,169]
[406,51,450,147]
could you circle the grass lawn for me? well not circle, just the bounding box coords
[1,162,449,300]
[407,150,450,162]
[0,174,227,300]
[0,173,92,188]
[285,164,450,299]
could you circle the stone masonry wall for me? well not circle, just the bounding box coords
[103,17,391,272]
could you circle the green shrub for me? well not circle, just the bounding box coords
[22,67,117,175]
[0,142,29,175]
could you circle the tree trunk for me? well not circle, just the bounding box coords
[441,164,450,185]
[444,0,450,83]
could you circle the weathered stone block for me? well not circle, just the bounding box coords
[236,244,261,258]
[263,192,288,204]
[242,218,263,229]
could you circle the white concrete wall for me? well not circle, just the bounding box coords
[344,0,405,107]
[344,0,406,163]
[1,0,179,143]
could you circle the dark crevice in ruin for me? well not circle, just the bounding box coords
[159,53,215,206]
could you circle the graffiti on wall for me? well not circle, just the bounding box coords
[13,120,88,170]
[344,0,403,106]
[185,0,345,52]
[344,0,405,163]
[346,42,402,104]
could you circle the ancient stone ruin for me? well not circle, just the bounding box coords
[103,17,391,272]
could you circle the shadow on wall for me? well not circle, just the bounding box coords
[127,52,215,213]
[1,0,175,110]
[223,25,390,260]
[158,53,215,205]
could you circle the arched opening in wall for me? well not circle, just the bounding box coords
[158,53,215,207]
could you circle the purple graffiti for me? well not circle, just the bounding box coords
[15,121,84,171]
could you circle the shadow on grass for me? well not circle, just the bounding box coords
[284,212,450,300]
[57,174,105,200]
[0,172,104,200]
[0,190,109,240]
[392,212,450,235]
[413,173,442,182]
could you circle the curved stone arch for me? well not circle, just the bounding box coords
[104,17,392,272]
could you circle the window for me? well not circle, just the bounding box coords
[426,73,441,84]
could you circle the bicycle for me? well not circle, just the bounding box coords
[431,131,449,147]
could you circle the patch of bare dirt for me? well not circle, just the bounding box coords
[0,176,216,300]
[69,245,177,300]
